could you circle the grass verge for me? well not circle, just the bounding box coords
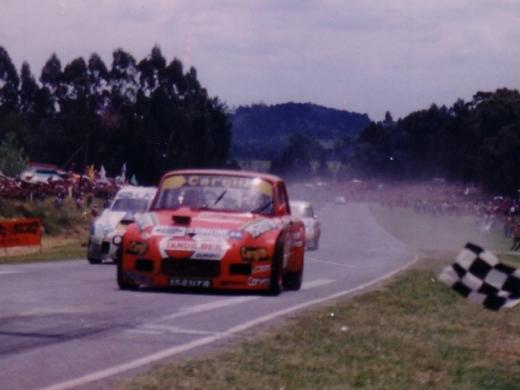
[115,252,520,390]
[0,197,92,264]
[0,241,84,265]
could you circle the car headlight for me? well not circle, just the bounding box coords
[112,235,123,246]
[126,240,149,255]
[241,247,269,262]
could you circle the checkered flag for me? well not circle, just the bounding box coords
[438,243,520,310]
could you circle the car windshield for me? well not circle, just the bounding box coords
[292,204,314,218]
[153,174,274,214]
[111,198,149,213]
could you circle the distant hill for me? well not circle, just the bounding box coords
[230,102,370,159]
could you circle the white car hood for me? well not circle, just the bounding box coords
[97,210,129,228]
[92,210,131,238]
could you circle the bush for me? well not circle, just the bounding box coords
[0,198,89,235]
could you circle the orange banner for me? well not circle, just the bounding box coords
[0,218,41,248]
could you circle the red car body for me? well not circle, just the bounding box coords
[116,169,305,294]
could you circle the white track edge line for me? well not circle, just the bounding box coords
[41,254,418,390]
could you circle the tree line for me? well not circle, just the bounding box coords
[0,46,231,184]
[349,89,520,193]
[272,89,520,194]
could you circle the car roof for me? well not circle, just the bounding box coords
[161,169,284,184]
[116,186,156,198]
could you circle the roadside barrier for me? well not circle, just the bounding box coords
[0,218,42,254]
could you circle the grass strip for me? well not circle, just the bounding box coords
[0,242,84,264]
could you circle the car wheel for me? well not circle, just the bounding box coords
[117,258,138,290]
[88,257,102,264]
[283,264,303,291]
[268,238,284,296]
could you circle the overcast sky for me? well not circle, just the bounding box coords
[1,0,519,120]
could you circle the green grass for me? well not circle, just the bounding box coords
[115,266,520,390]
[0,242,85,264]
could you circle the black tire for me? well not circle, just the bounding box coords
[87,239,102,264]
[117,257,138,290]
[283,264,303,291]
[268,238,284,296]
[88,257,102,264]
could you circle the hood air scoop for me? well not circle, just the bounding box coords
[172,208,192,226]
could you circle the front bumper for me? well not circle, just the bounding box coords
[121,257,274,290]
[88,236,119,261]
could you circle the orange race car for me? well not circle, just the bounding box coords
[116,169,306,295]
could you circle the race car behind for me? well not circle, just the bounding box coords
[289,200,321,250]
[87,185,156,264]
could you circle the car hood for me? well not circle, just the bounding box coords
[135,208,286,240]
[95,210,129,230]
[132,209,287,260]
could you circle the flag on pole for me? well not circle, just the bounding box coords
[99,165,107,181]
[120,162,127,179]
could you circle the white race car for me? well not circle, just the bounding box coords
[87,186,156,264]
[290,200,321,250]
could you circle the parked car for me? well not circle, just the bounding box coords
[290,200,321,250]
[87,186,156,264]
[115,169,305,294]
[20,165,70,184]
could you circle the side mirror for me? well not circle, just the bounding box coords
[278,204,287,215]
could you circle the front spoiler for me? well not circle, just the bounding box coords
[122,270,273,291]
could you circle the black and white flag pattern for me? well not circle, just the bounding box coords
[438,243,520,310]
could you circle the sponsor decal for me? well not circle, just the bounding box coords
[252,264,271,274]
[228,230,243,240]
[151,225,233,238]
[243,218,282,238]
[160,236,229,260]
[152,226,186,236]
[247,277,270,287]
[160,174,273,196]
[186,227,230,237]
[187,175,254,189]
[170,278,211,288]
[126,240,148,255]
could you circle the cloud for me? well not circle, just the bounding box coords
[1,0,520,119]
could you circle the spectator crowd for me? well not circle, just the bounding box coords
[333,179,520,251]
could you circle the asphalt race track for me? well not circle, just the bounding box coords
[0,192,414,390]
